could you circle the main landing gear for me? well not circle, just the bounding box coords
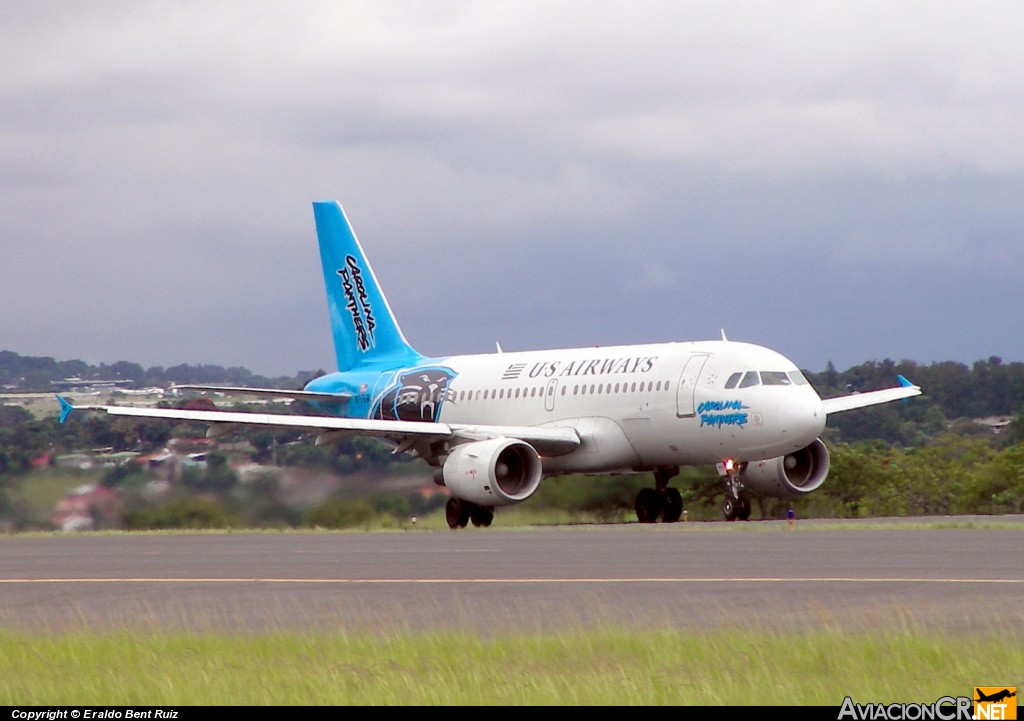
[721,460,751,521]
[633,467,685,523]
[445,497,494,529]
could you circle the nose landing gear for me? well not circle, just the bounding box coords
[722,494,751,521]
[720,459,751,521]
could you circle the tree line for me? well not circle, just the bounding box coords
[0,349,318,391]
[2,350,1024,526]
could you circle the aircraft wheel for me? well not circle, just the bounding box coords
[661,488,683,523]
[445,497,470,529]
[634,488,660,523]
[735,496,752,521]
[722,497,739,522]
[470,506,494,528]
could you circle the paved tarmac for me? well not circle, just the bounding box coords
[1,520,1022,635]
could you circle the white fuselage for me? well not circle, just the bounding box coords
[406,340,826,473]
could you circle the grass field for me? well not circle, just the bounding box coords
[1,627,1018,705]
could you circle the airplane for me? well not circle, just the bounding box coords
[976,689,1016,704]
[58,200,922,528]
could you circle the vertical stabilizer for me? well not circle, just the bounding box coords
[312,201,423,371]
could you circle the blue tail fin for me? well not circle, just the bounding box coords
[312,201,423,371]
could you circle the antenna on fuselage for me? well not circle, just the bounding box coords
[721,329,729,341]
[496,341,504,353]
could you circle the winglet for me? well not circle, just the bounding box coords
[896,374,919,404]
[57,395,74,424]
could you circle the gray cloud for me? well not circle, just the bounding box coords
[2,1,1022,377]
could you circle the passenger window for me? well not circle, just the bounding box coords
[725,372,742,389]
[739,371,760,388]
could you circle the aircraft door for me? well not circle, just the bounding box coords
[676,353,710,418]
[545,379,557,412]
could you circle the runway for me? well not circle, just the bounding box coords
[2,521,1022,635]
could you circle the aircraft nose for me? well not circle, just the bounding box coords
[778,391,826,441]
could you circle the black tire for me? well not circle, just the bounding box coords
[722,497,738,521]
[634,488,660,523]
[736,496,752,521]
[445,497,470,529]
[470,506,494,528]
[661,488,684,523]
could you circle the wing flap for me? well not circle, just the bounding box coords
[58,398,580,454]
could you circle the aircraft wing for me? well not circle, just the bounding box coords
[171,384,351,402]
[820,374,922,415]
[56,397,581,456]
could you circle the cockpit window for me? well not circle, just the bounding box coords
[788,370,809,385]
[724,372,742,389]
[738,371,760,388]
[761,371,792,386]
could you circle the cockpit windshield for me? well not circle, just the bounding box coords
[723,369,809,389]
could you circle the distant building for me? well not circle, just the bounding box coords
[50,484,122,532]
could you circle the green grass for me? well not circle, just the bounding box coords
[0,627,1016,705]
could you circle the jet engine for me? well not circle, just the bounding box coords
[441,438,543,507]
[739,439,830,499]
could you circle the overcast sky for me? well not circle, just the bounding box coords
[3,1,1023,378]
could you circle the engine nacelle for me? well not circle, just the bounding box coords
[441,438,543,507]
[740,439,830,499]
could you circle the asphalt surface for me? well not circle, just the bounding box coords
[2,520,1022,635]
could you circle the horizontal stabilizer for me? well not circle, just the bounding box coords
[171,384,351,402]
